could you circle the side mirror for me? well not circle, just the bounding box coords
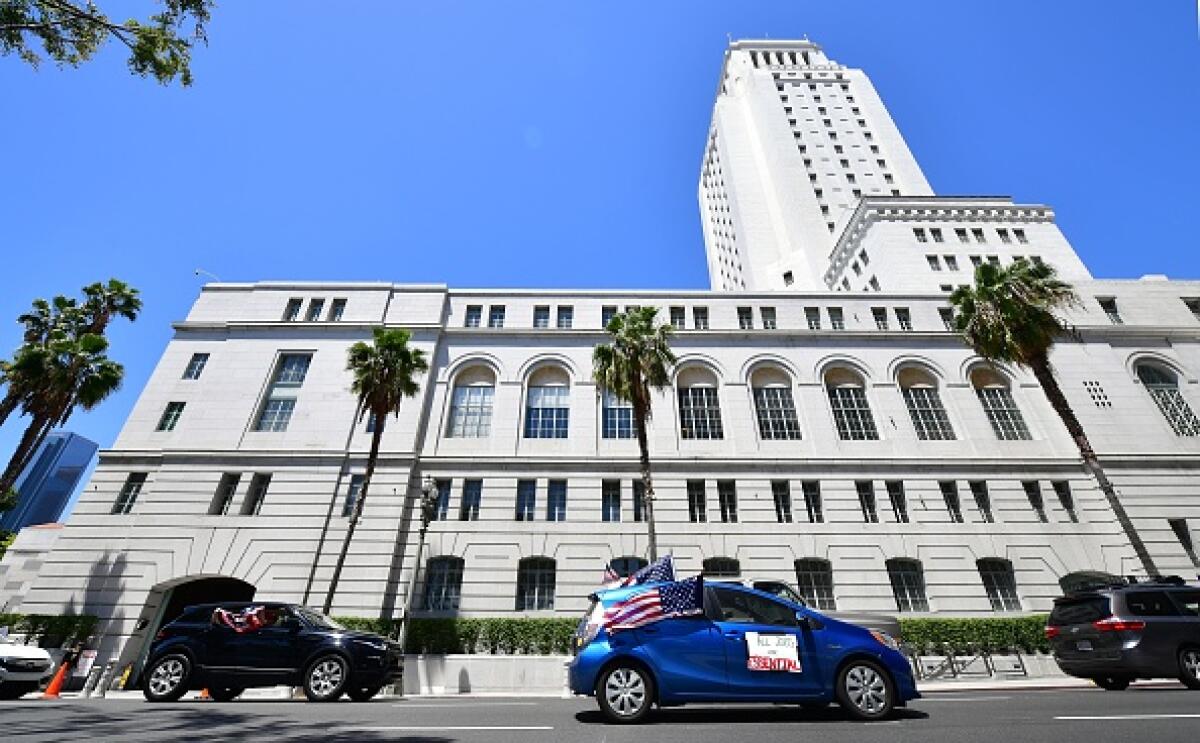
[795,612,823,631]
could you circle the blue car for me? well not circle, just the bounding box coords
[569,580,919,723]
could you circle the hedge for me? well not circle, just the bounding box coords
[0,613,98,647]
[899,615,1049,654]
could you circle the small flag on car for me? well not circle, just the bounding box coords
[602,576,704,632]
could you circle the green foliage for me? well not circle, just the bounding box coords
[899,615,1050,654]
[0,0,211,85]
[0,529,14,558]
[0,489,16,513]
[0,613,98,646]
[334,617,579,655]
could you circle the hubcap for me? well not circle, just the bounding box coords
[845,664,888,715]
[1184,650,1200,680]
[309,658,345,697]
[149,658,184,696]
[604,667,646,717]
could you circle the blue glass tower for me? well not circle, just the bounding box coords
[1,431,98,532]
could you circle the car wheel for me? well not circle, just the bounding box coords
[347,683,384,702]
[303,654,350,702]
[142,654,192,702]
[1093,676,1131,691]
[208,687,244,702]
[597,664,654,724]
[0,682,38,700]
[836,659,894,721]
[1178,648,1200,690]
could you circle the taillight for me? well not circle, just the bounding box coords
[1044,625,1060,639]
[1092,617,1146,632]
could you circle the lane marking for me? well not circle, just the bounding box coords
[1056,714,1200,721]
[917,695,1012,703]
[346,726,555,732]
[392,702,541,708]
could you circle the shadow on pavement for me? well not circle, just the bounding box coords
[575,704,930,725]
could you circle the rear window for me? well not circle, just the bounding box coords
[1124,591,1178,617]
[576,598,601,636]
[1171,590,1200,617]
[1049,596,1110,625]
[174,607,214,624]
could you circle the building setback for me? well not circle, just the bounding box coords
[8,40,1200,673]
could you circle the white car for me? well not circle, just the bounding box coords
[0,636,54,700]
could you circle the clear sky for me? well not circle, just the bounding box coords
[2,1,1198,500]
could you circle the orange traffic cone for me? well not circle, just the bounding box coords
[199,688,211,700]
[42,659,71,699]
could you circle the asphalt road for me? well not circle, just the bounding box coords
[3,686,1200,742]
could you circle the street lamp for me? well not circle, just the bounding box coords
[397,476,440,658]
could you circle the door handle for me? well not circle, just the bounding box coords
[724,630,742,640]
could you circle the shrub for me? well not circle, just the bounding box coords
[899,615,1049,654]
[333,616,577,655]
[0,613,98,647]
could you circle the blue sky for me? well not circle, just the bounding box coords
[2,1,1198,499]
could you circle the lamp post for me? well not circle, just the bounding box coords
[397,475,439,659]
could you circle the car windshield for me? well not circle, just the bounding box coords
[296,607,345,630]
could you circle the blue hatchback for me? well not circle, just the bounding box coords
[569,580,919,723]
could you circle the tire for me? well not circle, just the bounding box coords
[303,654,350,702]
[347,683,384,702]
[0,682,38,700]
[143,654,192,702]
[1178,648,1200,690]
[1093,676,1131,691]
[596,663,654,724]
[835,659,895,721]
[208,687,244,702]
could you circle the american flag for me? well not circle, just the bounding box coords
[602,576,704,632]
[602,565,619,585]
[620,555,675,587]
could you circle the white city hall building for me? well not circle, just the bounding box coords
[8,40,1200,671]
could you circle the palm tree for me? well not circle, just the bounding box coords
[323,328,428,615]
[593,307,676,562]
[79,279,142,336]
[950,259,1157,576]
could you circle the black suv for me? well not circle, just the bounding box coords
[142,602,402,702]
[1047,578,1200,690]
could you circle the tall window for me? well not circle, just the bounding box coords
[761,307,777,329]
[610,556,647,579]
[804,307,822,330]
[1053,481,1079,523]
[464,305,482,327]
[111,473,147,515]
[737,307,753,329]
[601,306,617,327]
[156,402,186,432]
[886,558,929,612]
[1097,297,1123,325]
[632,481,646,522]
[717,480,738,523]
[871,307,888,330]
[487,305,506,328]
[970,481,994,523]
[524,367,570,439]
[546,480,567,521]
[826,368,878,440]
[448,367,495,438]
[856,480,879,523]
[241,473,271,516]
[702,557,740,578]
[209,473,240,516]
[515,479,536,521]
[328,298,346,321]
[687,480,707,523]
[601,480,621,522]
[771,480,793,523]
[885,480,909,523]
[678,368,723,440]
[533,306,550,328]
[977,558,1021,611]
[972,368,1031,440]
[254,353,312,432]
[182,352,210,380]
[1023,481,1048,522]
[460,479,482,521]
[895,308,913,331]
[752,367,802,440]
[670,306,686,329]
[939,481,964,523]
[515,557,555,610]
[424,556,464,611]
[304,299,325,322]
[434,479,451,520]
[828,307,845,330]
[898,368,955,440]
[283,298,303,321]
[1136,363,1200,436]
[794,558,836,610]
[342,474,365,517]
[802,480,824,523]
[692,307,709,330]
[601,389,633,439]
[556,306,573,328]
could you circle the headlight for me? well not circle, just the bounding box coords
[870,630,900,651]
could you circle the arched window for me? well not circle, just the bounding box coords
[609,556,647,579]
[898,367,955,440]
[976,558,1021,612]
[515,557,556,610]
[751,366,802,440]
[524,366,570,439]
[885,558,929,612]
[448,366,495,438]
[702,557,741,578]
[678,366,723,440]
[971,367,1031,440]
[600,388,634,439]
[825,367,878,440]
[1136,363,1200,436]
[423,556,464,611]
[794,558,836,610]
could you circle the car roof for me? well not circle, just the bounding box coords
[593,579,803,608]
[178,601,293,613]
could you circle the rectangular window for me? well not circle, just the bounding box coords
[805,307,822,330]
[602,480,621,523]
[342,474,365,517]
[687,480,707,523]
[556,306,574,329]
[515,479,536,521]
[970,255,983,268]
[761,307,777,330]
[717,480,738,523]
[182,353,210,380]
[856,480,879,523]
[670,306,686,329]
[930,228,944,243]
[111,472,147,515]
[753,386,802,440]
[737,307,753,329]
[1023,481,1048,522]
[434,479,451,520]
[896,308,913,331]
[977,388,1032,440]
[1013,228,1028,243]
[794,560,836,610]
[888,561,929,612]
[547,480,567,522]
[328,298,347,321]
[1053,481,1079,523]
[488,306,506,328]
[829,386,879,440]
[241,473,271,516]
[939,481,964,523]
[970,481,994,523]
[913,228,928,243]
[601,305,617,328]
[939,307,955,331]
[802,480,824,523]
[902,387,956,440]
[971,227,986,244]
[772,480,793,523]
[871,307,888,330]
[283,298,303,321]
[305,298,325,322]
[632,481,646,522]
[828,307,845,330]
[254,353,311,432]
[1183,298,1200,322]
[533,306,550,328]
[274,353,312,385]
[464,305,482,327]
[927,255,942,271]
[979,560,1022,611]
[1098,298,1123,325]
[885,480,909,523]
[954,227,969,244]
[460,479,482,521]
[156,401,185,432]
[679,387,723,440]
[524,386,570,439]
[254,398,296,432]
[996,228,1012,244]
[208,473,240,516]
[448,385,493,437]
[693,307,710,330]
[600,389,633,439]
